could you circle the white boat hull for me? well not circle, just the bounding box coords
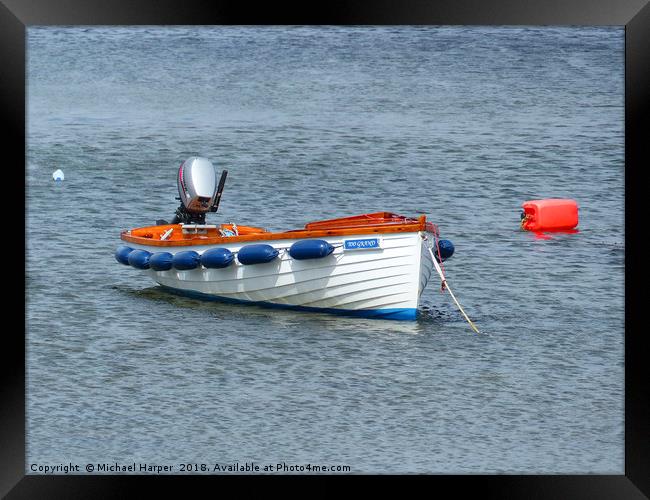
[127,231,436,320]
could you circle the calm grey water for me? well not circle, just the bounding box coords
[26,26,624,474]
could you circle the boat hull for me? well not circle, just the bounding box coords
[125,231,435,320]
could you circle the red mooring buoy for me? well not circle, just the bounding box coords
[521,199,579,232]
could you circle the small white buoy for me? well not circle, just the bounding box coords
[52,169,64,181]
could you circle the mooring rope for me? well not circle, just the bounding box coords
[422,234,480,334]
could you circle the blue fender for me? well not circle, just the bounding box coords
[150,252,174,271]
[115,245,134,265]
[237,244,279,265]
[289,239,335,260]
[128,249,152,269]
[173,250,201,270]
[201,248,234,269]
[435,239,455,262]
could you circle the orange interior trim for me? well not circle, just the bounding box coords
[121,213,427,247]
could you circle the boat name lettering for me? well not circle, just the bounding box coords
[344,238,381,250]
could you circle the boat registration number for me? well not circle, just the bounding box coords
[343,238,381,251]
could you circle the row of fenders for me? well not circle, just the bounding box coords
[116,238,455,271]
[115,240,336,271]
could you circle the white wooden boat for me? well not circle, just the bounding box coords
[115,158,454,320]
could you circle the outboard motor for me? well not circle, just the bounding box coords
[171,157,228,224]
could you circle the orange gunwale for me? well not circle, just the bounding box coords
[120,212,428,248]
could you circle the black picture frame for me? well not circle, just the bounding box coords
[4,1,648,497]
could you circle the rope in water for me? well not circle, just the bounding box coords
[422,234,480,334]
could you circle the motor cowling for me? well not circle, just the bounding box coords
[177,157,218,214]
